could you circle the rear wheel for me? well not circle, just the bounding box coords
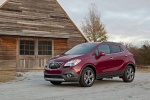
[122,66,135,82]
[50,81,62,85]
[79,67,95,87]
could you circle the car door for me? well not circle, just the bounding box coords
[110,44,127,72]
[94,44,114,74]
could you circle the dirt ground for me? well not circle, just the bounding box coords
[0,70,150,100]
[0,68,149,83]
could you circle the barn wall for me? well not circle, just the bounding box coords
[53,37,85,56]
[53,38,68,56]
[67,37,85,49]
[0,36,85,68]
[0,36,16,68]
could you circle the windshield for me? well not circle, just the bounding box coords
[65,43,97,55]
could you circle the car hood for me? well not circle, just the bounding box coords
[48,54,84,63]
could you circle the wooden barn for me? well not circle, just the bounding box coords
[0,0,86,69]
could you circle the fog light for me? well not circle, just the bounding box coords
[66,74,73,78]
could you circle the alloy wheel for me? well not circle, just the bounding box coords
[84,70,94,85]
[126,67,134,81]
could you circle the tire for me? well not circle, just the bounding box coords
[122,66,135,82]
[79,67,95,87]
[50,81,62,85]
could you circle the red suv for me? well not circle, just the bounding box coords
[44,42,136,87]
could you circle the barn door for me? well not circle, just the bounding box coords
[18,39,53,68]
[37,40,53,67]
[19,40,36,68]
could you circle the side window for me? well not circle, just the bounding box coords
[98,44,110,54]
[120,47,124,52]
[111,45,123,53]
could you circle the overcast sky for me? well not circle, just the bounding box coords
[0,0,150,45]
[57,0,150,45]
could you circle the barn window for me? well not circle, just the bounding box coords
[38,41,52,55]
[20,40,35,55]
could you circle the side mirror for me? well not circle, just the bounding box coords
[99,51,106,57]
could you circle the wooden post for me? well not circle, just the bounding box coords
[34,38,38,68]
[16,37,19,69]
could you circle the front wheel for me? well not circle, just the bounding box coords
[79,67,95,87]
[50,81,62,85]
[122,66,135,82]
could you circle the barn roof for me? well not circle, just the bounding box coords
[0,0,86,40]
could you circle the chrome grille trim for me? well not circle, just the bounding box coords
[48,62,63,69]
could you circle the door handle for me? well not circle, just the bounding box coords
[110,57,113,60]
[125,55,128,57]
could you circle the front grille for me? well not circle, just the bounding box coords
[48,62,63,69]
[45,75,62,78]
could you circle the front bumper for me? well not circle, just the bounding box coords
[44,69,80,82]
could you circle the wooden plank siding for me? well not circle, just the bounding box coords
[0,36,16,68]
[53,39,68,56]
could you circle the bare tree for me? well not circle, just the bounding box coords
[81,4,108,42]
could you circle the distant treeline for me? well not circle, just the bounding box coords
[125,41,150,67]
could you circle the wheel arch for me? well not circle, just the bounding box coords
[126,62,136,72]
[81,64,97,79]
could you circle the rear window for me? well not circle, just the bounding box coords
[111,45,123,53]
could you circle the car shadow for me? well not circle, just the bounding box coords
[94,79,123,85]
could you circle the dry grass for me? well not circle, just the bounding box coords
[137,68,150,73]
[0,71,17,83]
[0,68,43,83]
[0,67,27,83]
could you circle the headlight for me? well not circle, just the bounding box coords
[64,59,81,67]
